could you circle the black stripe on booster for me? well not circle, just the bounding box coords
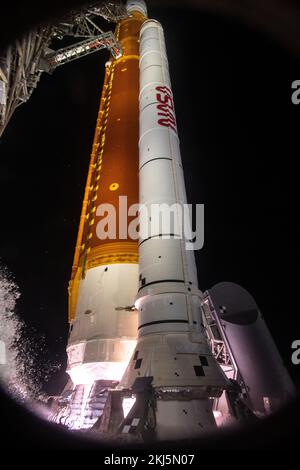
[139,234,179,247]
[138,319,189,330]
[138,279,184,291]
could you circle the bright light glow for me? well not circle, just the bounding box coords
[68,361,129,386]
[73,382,93,430]
[122,396,136,418]
[67,338,136,385]
[213,410,224,427]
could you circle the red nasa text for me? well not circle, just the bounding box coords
[156,85,177,133]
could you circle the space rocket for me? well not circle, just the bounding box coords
[57,0,294,437]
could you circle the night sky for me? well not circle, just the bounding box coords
[0,3,299,397]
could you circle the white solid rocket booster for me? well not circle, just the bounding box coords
[120,18,227,440]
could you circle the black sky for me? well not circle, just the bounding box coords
[0,4,299,394]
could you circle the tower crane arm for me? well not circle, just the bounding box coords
[40,31,122,72]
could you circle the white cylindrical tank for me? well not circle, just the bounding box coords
[208,282,295,414]
[120,19,227,440]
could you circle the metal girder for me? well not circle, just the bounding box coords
[0,1,128,137]
[201,296,233,368]
[53,1,128,39]
[41,32,122,72]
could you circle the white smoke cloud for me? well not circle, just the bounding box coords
[0,265,60,404]
[0,267,23,397]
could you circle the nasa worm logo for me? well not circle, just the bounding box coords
[156,85,177,132]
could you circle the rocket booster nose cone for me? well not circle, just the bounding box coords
[126,0,148,16]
